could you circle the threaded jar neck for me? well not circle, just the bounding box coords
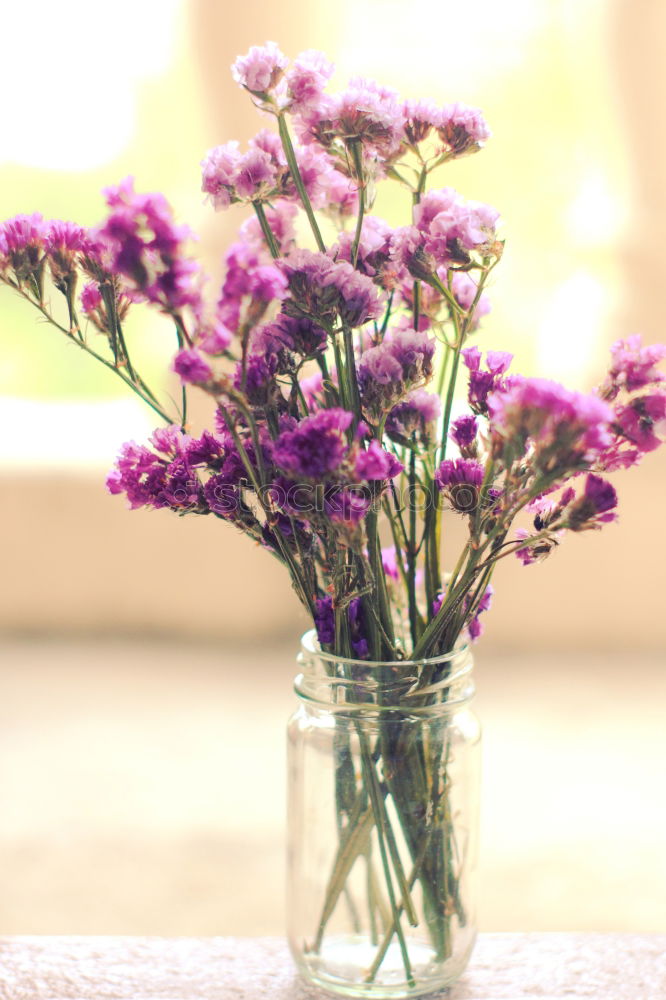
[295,630,474,713]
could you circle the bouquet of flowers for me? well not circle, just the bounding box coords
[2,40,664,996]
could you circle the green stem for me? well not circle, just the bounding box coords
[253,201,280,259]
[342,322,362,419]
[278,113,326,252]
[406,447,419,647]
[356,726,415,986]
[10,287,176,425]
[217,406,315,617]
[438,317,465,464]
[313,799,376,951]
[364,797,436,983]
[349,140,366,268]
[174,321,189,431]
[365,507,396,657]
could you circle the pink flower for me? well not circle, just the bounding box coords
[324,487,371,525]
[355,440,403,480]
[566,474,619,531]
[231,41,288,95]
[435,458,485,513]
[488,378,615,467]
[614,392,666,452]
[199,320,233,356]
[234,148,278,200]
[173,348,213,385]
[249,264,288,302]
[0,213,45,257]
[437,103,490,156]
[95,178,200,313]
[401,99,443,146]
[381,546,400,580]
[80,282,102,314]
[286,50,334,112]
[201,142,242,210]
[602,334,666,398]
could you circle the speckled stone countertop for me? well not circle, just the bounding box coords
[0,934,664,999]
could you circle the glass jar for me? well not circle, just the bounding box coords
[287,630,481,998]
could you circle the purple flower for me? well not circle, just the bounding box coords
[280,249,384,328]
[435,458,485,513]
[401,99,443,146]
[204,474,241,519]
[355,440,403,480]
[252,264,289,302]
[236,354,280,405]
[324,486,371,525]
[201,142,242,210]
[234,148,278,200]
[95,178,200,313]
[160,457,205,511]
[348,597,370,658]
[381,546,399,581]
[43,220,87,253]
[614,392,666,453]
[584,473,618,514]
[273,312,327,357]
[358,330,436,418]
[319,169,359,219]
[331,217,395,285]
[217,239,280,333]
[602,335,666,398]
[466,584,493,641]
[386,389,441,447]
[186,430,225,466]
[293,145,337,207]
[413,188,500,267]
[515,529,544,565]
[151,425,187,455]
[232,41,288,95]
[314,596,335,646]
[107,427,203,513]
[463,347,513,414]
[566,474,619,531]
[0,212,45,256]
[437,103,491,157]
[80,281,102,314]
[302,79,403,162]
[249,128,287,164]
[106,442,167,510]
[488,378,615,469]
[199,320,233,355]
[389,225,434,281]
[299,371,326,407]
[173,348,213,385]
[449,414,478,450]
[314,593,369,653]
[273,408,353,479]
[0,213,46,282]
[286,50,334,112]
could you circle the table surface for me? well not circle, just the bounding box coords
[0,934,664,1000]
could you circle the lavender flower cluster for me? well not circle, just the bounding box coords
[1,41,664,660]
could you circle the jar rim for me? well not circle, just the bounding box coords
[300,628,470,670]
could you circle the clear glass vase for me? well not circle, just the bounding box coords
[287,630,481,998]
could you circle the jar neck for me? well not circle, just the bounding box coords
[295,630,474,712]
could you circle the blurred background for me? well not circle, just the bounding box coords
[0,0,664,939]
